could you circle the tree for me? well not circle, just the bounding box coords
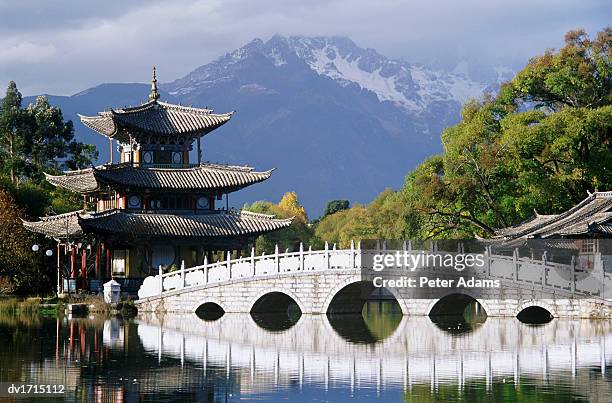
[0,81,28,184]
[323,200,350,217]
[0,190,51,294]
[0,82,98,184]
[511,28,611,110]
[243,192,313,254]
[312,27,612,242]
[403,27,612,238]
[277,191,308,223]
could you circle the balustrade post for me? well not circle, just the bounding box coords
[512,248,518,282]
[227,251,232,280]
[541,252,547,287]
[275,244,280,273]
[204,255,208,284]
[350,240,355,268]
[486,245,491,277]
[570,256,576,294]
[325,241,330,270]
[158,265,163,296]
[251,247,256,276]
[299,242,305,271]
[180,260,185,289]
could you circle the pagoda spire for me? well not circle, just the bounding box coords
[149,66,160,101]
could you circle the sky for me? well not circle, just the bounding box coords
[0,0,609,96]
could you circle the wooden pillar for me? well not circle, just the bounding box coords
[95,243,101,279]
[81,249,87,289]
[106,246,111,279]
[197,137,201,164]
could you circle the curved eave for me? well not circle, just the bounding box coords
[21,211,85,239]
[77,113,117,138]
[78,209,292,239]
[91,165,274,193]
[44,171,99,193]
[110,110,233,137]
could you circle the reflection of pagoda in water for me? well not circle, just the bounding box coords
[23,68,291,292]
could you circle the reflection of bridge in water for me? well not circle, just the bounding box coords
[136,242,612,318]
[136,313,612,394]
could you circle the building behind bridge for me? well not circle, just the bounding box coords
[22,68,292,294]
[491,191,611,270]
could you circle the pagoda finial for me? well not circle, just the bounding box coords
[149,66,160,101]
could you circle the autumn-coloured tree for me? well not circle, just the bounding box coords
[243,192,312,253]
[0,190,51,294]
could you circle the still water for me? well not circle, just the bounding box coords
[1,302,612,402]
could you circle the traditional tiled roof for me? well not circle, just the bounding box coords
[44,170,98,193]
[44,163,273,193]
[78,209,292,238]
[21,211,86,239]
[493,191,612,240]
[78,100,233,143]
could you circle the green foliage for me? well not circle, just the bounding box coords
[312,188,414,247]
[0,82,98,185]
[0,175,51,218]
[314,27,612,241]
[0,81,95,295]
[243,192,313,254]
[0,190,53,294]
[323,200,350,217]
[511,28,611,110]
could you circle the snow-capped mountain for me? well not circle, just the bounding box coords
[35,35,512,215]
[167,35,498,115]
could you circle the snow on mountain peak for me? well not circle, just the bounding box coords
[261,35,491,112]
[166,35,507,113]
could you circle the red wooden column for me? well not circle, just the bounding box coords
[95,243,101,279]
[81,248,87,289]
[106,245,111,279]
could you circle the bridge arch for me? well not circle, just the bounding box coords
[515,301,555,323]
[249,288,305,315]
[322,275,409,315]
[194,301,226,321]
[426,291,491,317]
[192,297,228,314]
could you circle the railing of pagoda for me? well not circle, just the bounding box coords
[136,163,201,169]
[136,241,612,300]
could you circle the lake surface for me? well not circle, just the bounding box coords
[1,302,612,402]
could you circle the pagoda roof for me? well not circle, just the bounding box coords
[493,191,612,240]
[78,100,233,143]
[78,209,292,239]
[44,163,273,193]
[21,211,86,239]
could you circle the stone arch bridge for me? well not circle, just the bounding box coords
[135,242,612,319]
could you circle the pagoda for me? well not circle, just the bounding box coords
[23,68,292,293]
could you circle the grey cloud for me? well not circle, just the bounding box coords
[0,0,609,96]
